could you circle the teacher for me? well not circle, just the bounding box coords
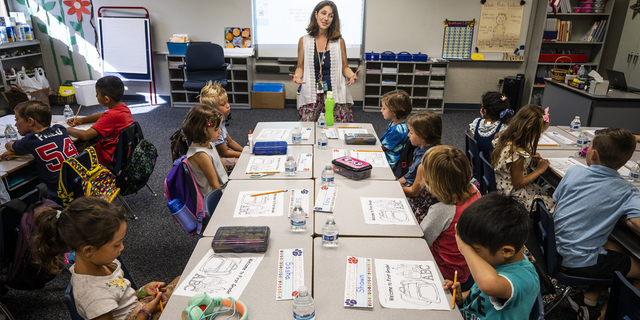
[289,0,360,123]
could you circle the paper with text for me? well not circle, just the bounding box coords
[297,153,312,172]
[245,155,286,173]
[323,128,338,139]
[350,150,388,167]
[338,128,367,140]
[361,197,416,225]
[256,128,291,141]
[332,149,347,159]
[344,256,373,308]
[233,191,284,218]
[537,134,559,146]
[301,127,312,140]
[288,189,311,218]
[314,186,338,212]
[276,248,304,300]
[546,132,575,145]
[548,157,587,177]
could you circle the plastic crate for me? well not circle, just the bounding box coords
[72,80,99,106]
[253,83,284,92]
[167,42,189,55]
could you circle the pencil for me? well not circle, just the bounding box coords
[338,126,361,128]
[251,189,288,197]
[73,105,82,123]
[248,171,280,174]
[451,270,458,308]
[157,287,164,312]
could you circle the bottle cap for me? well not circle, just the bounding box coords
[327,216,335,222]
[326,91,334,98]
[325,163,332,169]
[298,286,308,295]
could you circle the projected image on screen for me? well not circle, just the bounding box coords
[253,0,364,59]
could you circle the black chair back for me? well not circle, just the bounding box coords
[479,152,496,194]
[465,131,483,189]
[184,42,227,91]
[604,271,640,320]
[110,122,143,180]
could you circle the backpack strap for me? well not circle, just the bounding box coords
[181,158,205,235]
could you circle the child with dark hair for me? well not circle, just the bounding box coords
[3,101,78,199]
[469,91,513,158]
[380,89,412,169]
[30,196,179,320]
[67,76,133,167]
[554,128,640,320]
[444,192,539,319]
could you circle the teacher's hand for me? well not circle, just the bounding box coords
[347,69,360,86]
[289,74,305,85]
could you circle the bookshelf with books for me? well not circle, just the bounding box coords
[524,0,614,105]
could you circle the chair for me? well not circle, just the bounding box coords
[604,271,640,320]
[181,42,227,92]
[465,131,483,190]
[203,189,223,229]
[530,196,611,287]
[65,257,136,320]
[479,152,496,194]
[529,293,545,320]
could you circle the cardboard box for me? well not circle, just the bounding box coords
[251,83,285,109]
[30,87,51,107]
[588,80,609,96]
[1,89,28,113]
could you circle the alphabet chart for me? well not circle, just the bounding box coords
[344,256,373,308]
[360,198,416,225]
[276,248,304,300]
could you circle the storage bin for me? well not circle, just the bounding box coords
[380,51,396,61]
[332,156,372,180]
[252,83,285,109]
[412,52,428,62]
[253,141,288,155]
[397,52,412,61]
[539,53,587,63]
[365,51,380,61]
[212,226,270,253]
[167,42,189,55]
[72,80,99,106]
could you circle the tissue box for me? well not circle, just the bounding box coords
[588,80,609,96]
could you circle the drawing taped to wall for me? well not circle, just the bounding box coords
[477,1,524,53]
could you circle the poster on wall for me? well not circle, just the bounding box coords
[225,27,252,48]
[442,20,475,60]
[477,1,524,53]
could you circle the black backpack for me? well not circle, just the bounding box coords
[392,140,417,179]
[170,129,190,162]
[118,139,158,196]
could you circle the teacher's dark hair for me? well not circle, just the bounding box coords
[306,1,342,40]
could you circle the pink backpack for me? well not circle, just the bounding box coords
[164,156,206,236]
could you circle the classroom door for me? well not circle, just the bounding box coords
[613,4,640,88]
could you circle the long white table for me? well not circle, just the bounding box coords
[313,237,462,320]
[229,145,314,180]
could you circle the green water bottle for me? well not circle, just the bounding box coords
[325,91,335,126]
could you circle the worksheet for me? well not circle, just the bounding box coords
[545,132,575,145]
[344,256,373,308]
[374,259,450,310]
[537,134,559,146]
[350,150,388,167]
[256,128,290,141]
[323,128,338,139]
[547,157,587,177]
[276,248,305,300]
[360,197,416,225]
[565,129,597,137]
[287,189,311,218]
[173,250,264,299]
[245,155,286,173]
[233,190,284,218]
[337,128,367,140]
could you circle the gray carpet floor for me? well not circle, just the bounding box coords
[1,102,582,319]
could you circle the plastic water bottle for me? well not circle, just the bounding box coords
[570,116,581,132]
[317,130,328,150]
[248,131,254,154]
[577,65,586,79]
[63,105,74,121]
[285,155,297,176]
[322,216,339,247]
[321,163,335,186]
[317,112,326,129]
[293,286,315,320]
[290,203,306,232]
[292,127,302,144]
[4,124,18,142]
[630,162,640,183]
[167,199,197,233]
[325,91,335,126]
[577,132,590,149]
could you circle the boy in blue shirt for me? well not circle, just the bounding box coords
[3,101,78,200]
[554,128,640,320]
[444,193,539,319]
[380,90,412,170]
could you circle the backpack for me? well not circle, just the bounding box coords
[164,156,206,236]
[118,138,158,196]
[170,129,190,162]
[58,147,120,206]
[392,139,417,179]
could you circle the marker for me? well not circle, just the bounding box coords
[251,189,288,197]
[452,270,458,308]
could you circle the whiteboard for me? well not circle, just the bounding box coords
[98,17,153,81]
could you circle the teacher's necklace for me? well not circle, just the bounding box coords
[316,37,328,93]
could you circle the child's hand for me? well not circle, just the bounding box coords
[67,117,82,127]
[144,282,167,296]
[536,158,550,172]
[443,279,463,304]
[1,151,15,160]
[142,289,165,314]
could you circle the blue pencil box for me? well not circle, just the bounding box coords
[253,141,287,155]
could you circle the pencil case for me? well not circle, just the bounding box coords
[344,133,377,145]
[253,141,287,155]
[211,226,271,253]
[332,156,372,180]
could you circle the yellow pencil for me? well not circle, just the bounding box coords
[73,105,82,123]
[156,288,164,312]
[251,189,288,197]
[338,126,361,128]
[451,270,458,308]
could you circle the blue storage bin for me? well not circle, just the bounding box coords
[167,42,189,55]
[253,83,284,93]
[381,51,396,61]
[397,51,412,61]
[413,52,428,62]
[253,141,288,155]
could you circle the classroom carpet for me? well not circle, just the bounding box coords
[2,102,584,319]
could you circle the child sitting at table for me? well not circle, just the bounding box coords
[469,91,513,158]
[67,76,133,168]
[199,81,243,170]
[3,100,78,200]
[491,104,555,210]
[554,128,640,320]
[182,104,228,194]
[444,192,539,319]
[420,145,481,290]
[397,111,441,223]
[31,196,179,320]
[379,89,412,169]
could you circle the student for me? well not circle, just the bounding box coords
[379,89,412,169]
[30,196,179,320]
[397,111,441,223]
[444,192,540,319]
[3,101,78,200]
[182,104,229,195]
[491,104,555,210]
[469,91,513,157]
[554,128,640,320]
[199,81,243,170]
[67,76,133,168]
[420,145,481,289]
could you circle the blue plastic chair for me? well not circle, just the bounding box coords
[203,189,223,227]
[529,293,545,320]
[465,131,483,190]
[530,196,611,287]
[479,152,496,194]
[65,257,137,320]
[182,42,227,92]
[604,271,640,320]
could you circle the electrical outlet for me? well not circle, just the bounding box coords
[497,78,504,86]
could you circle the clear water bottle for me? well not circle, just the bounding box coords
[630,162,640,183]
[317,130,328,150]
[577,131,590,149]
[63,105,74,121]
[293,286,315,320]
[322,216,339,247]
[292,127,302,144]
[570,116,581,132]
[321,163,334,186]
[577,65,586,79]
[4,124,18,142]
[285,155,297,176]
[290,203,306,232]
[317,112,326,129]
[248,131,254,154]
